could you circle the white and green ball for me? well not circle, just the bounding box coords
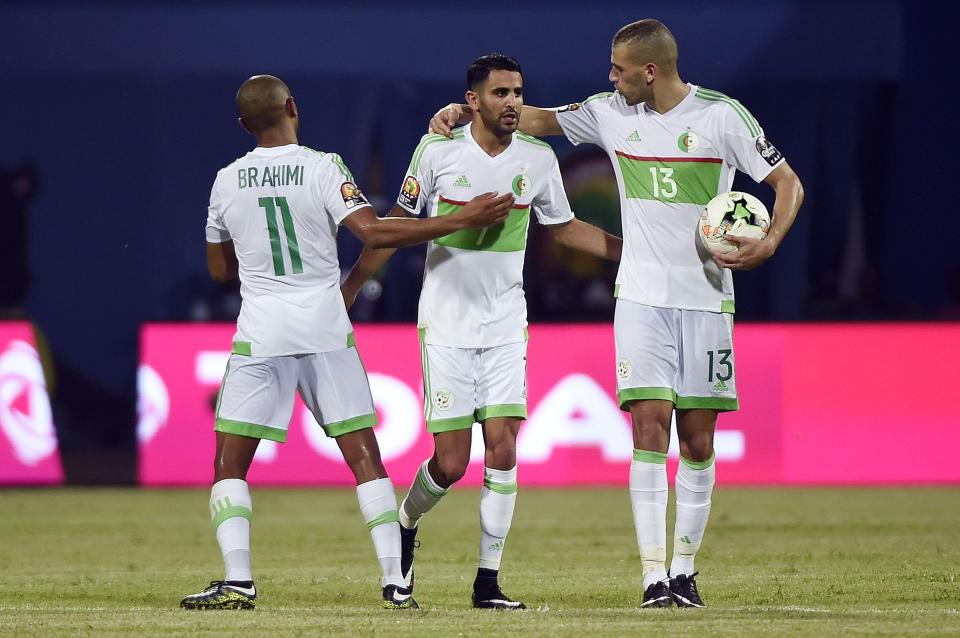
[698,191,770,254]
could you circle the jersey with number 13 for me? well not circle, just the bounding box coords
[205,144,369,356]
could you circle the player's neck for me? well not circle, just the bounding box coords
[470,119,512,157]
[255,127,298,148]
[645,78,690,115]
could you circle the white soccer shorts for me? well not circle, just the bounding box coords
[420,340,528,433]
[614,299,739,412]
[214,347,376,442]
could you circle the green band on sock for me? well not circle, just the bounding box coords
[633,449,668,464]
[366,510,400,530]
[483,479,517,495]
[212,505,252,530]
[417,466,445,497]
[680,453,716,470]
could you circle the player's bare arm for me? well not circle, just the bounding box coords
[340,205,411,309]
[714,161,804,271]
[341,192,514,250]
[546,218,622,262]
[206,240,238,283]
[429,103,563,138]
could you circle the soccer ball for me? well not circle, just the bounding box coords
[698,191,770,254]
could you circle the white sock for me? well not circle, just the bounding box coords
[478,465,518,571]
[398,460,449,529]
[670,454,716,578]
[629,449,668,590]
[356,477,403,588]
[210,479,253,583]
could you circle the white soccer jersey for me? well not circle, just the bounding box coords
[205,144,370,356]
[557,84,784,313]
[397,123,575,347]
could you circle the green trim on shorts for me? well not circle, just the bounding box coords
[426,414,476,433]
[215,418,287,442]
[483,477,518,494]
[212,504,252,530]
[366,510,400,530]
[618,387,677,410]
[325,413,377,438]
[681,453,716,470]
[721,300,736,314]
[614,283,621,297]
[676,395,739,412]
[633,449,668,464]
[476,404,527,422]
[346,331,356,348]
[523,326,529,341]
[418,326,427,342]
[232,341,252,356]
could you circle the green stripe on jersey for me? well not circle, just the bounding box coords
[434,198,530,252]
[583,91,613,104]
[409,130,464,175]
[327,153,354,180]
[695,87,760,137]
[616,152,722,205]
[516,132,552,150]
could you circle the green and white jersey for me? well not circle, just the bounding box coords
[397,123,575,347]
[557,84,784,313]
[206,144,370,356]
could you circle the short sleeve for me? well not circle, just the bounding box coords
[313,153,372,225]
[718,102,785,183]
[531,154,575,226]
[556,93,612,147]
[395,135,438,215]
[205,175,231,243]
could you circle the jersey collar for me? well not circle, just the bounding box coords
[641,83,697,117]
[464,122,517,161]
[251,144,300,155]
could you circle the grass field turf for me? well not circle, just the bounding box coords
[1,487,958,636]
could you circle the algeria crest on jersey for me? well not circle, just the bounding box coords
[677,130,700,153]
[511,173,530,197]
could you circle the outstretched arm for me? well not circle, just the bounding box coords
[546,218,622,262]
[714,161,804,270]
[428,104,564,138]
[340,205,410,309]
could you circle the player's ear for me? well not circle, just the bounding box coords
[645,63,657,85]
[237,117,254,135]
[465,89,479,110]
[286,96,298,119]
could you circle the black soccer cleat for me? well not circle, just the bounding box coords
[180,580,256,610]
[472,581,526,610]
[641,580,674,608]
[669,572,706,608]
[382,583,419,609]
[399,524,419,590]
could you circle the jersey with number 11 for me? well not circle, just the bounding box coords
[205,144,369,356]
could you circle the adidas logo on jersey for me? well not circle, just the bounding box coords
[712,380,728,392]
[626,130,641,142]
[453,174,471,187]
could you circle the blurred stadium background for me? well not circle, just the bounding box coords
[1,1,957,634]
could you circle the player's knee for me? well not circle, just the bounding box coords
[485,439,517,469]
[680,432,714,462]
[435,454,468,486]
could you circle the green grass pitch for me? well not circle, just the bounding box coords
[1,486,958,636]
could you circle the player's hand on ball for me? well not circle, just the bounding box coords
[712,235,775,270]
[429,104,468,137]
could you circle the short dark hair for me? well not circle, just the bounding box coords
[467,53,523,90]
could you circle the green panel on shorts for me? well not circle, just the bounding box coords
[325,413,377,438]
[721,300,736,314]
[232,341,252,356]
[426,414,476,433]
[346,331,356,348]
[617,387,677,410]
[675,395,739,412]
[215,418,287,442]
[476,404,527,422]
[433,198,530,252]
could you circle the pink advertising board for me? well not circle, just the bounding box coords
[0,321,63,485]
[137,323,960,486]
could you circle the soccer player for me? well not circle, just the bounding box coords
[429,21,804,608]
[341,54,622,610]
[179,75,514,611]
